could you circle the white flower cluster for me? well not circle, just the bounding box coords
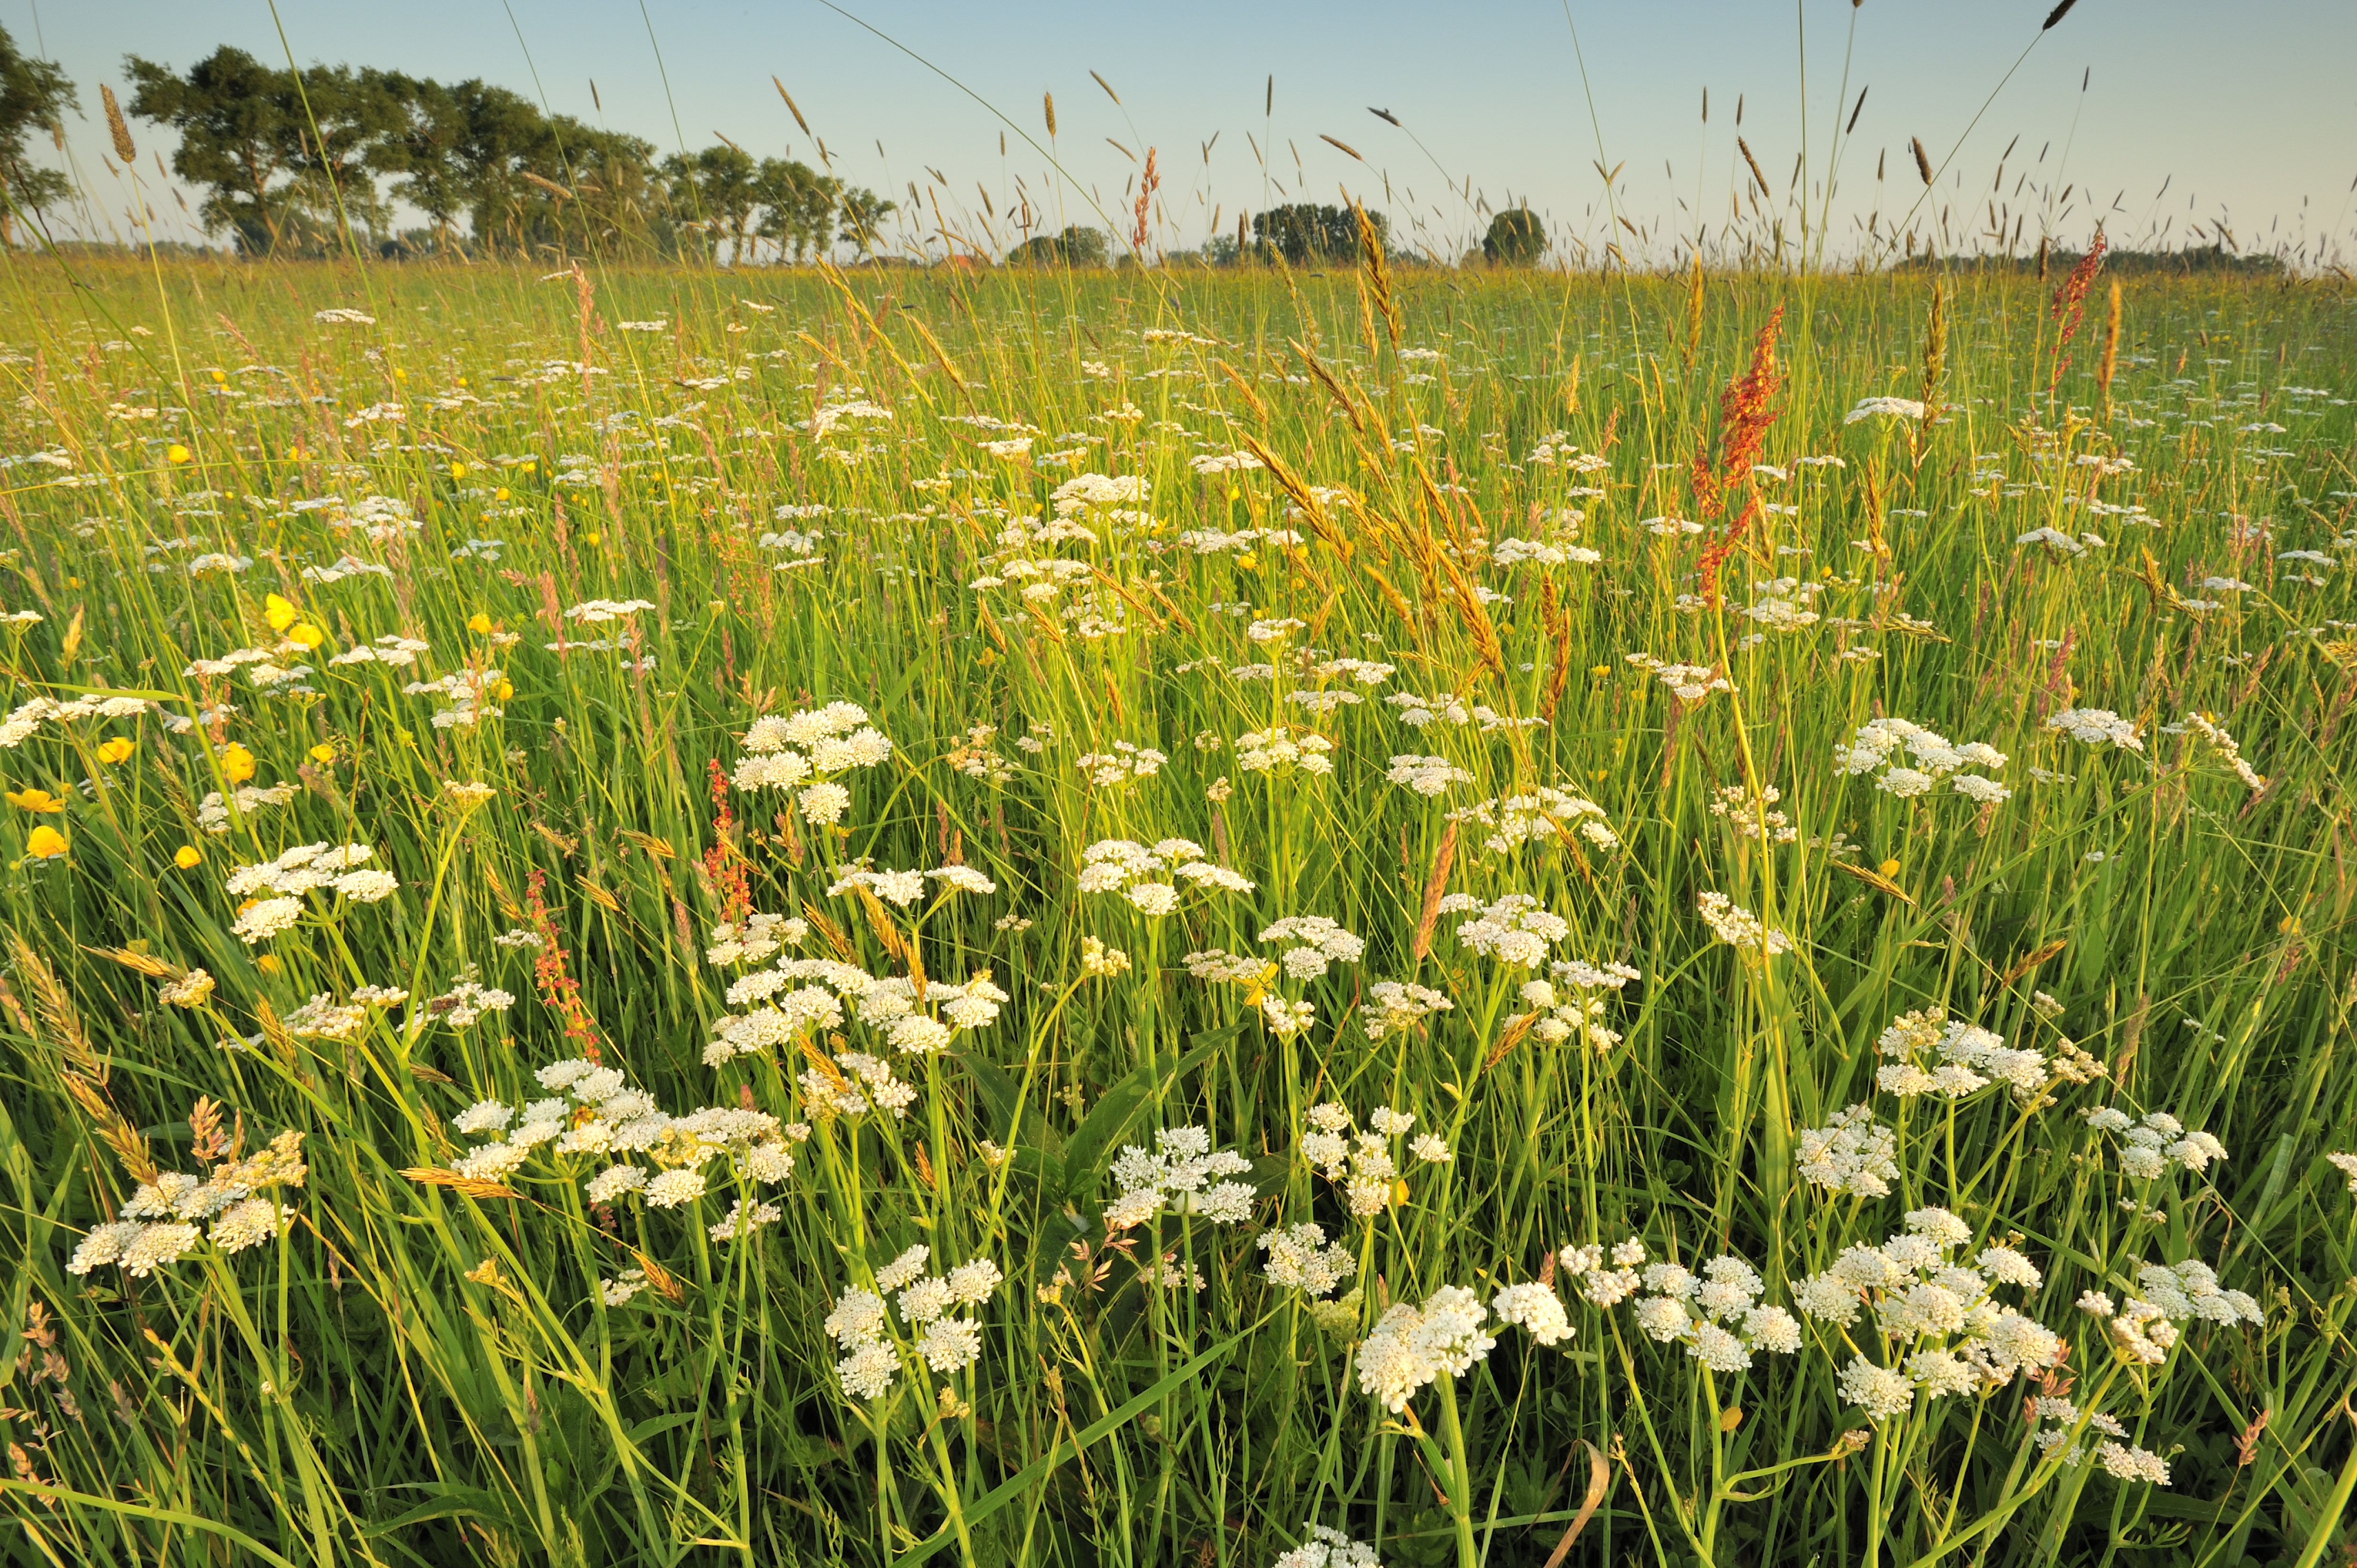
[1076,837,1253,917]
[1,691,156,748]
[1439,891,1569,967]
[1796,1105,1900,1198]
[1846,396,1927,423]
[1235,727,1335,775]
[1511,959,1642,1051]
[2024,1395,2173,1484]
[2081,1107,2228,1181]
[1362,980,1453,1041]
[1300,1102,1449,1217]
[402,667,505,728]
[1709,783,1798,844]
[1833,717,2011,804]
[422,967,515,1028]
[1257,1222,1357,1298]
[1385,754,1474,796]
[195,782,298,834]
[1448,785,1620,855]
[825,1245,1003,1400]
[1792,1208,2063,1420]
[1697,891,1792,957]
[704,911,810,966]
[2046,707,2144,752]
[68,1131,308,1277]
[1626,653,1734,704]
[1259,916,1365,979]
[1493,535,1601,567]
[1106,1126,1255,1228]
[1874,1009,2047,1101]
[1270,1524,1379,1568]
[710,954,1009,1067]
[2328,1152,2357,1195]
[451,1058,807,1214]
[1357,1282,1569,1412]
[2076,1255,2261,1369]
[1074,740,1168,786]
[730,701,894,825]
[226,843,398,943]
[800,1050,920,1119]
[828,864,996,908]
[2160,712,2266,792]
[1569,1243,1802,1373]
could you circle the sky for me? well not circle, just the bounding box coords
[10,0,2357,265]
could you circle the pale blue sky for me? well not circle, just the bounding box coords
[14,0,2356,263]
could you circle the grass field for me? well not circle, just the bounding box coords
[1,250,2354,1568]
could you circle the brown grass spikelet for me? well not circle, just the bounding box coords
[1736,137,1771,198]
[2097,280,2122,423]
[1355,202,1402,344]
[1684,250,1705,368]
[635,1252,686,1303]
[1540,575,1573,721]
[86,946,179,980]
[1237,432,1351,558]
[801,902,859,964]
[1411,822,1457,962]
[771,78,813,137]
[1213,360,1270,424]
[1911,137,1934,186]
[101,85,135,163]
[1043,92,1057,138]
[8,932,100,1082]
[1918,279,1948,430]
[402,1167,523,1201]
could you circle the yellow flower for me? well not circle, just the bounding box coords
[393,368,407,382]
[494,487,510,501]
[520,459,535,474]
[584,531,601,547]
[26,825,67,859]
[450,461,467,479]
[467,612,493,634]
[220,743,256,784]
[1590,665,1611,677]
[289,446,308,462]
[495,681,514,701]
[174,845,203,869]
[95,737,134,765]
[165,443,192,464]
[7,786,64,813]
[1879,859,1902,879]
[287,623,325,649]
[308,743,336,764]
[210,368,227,384]
[264,593,299,632]
[256,954,281,974]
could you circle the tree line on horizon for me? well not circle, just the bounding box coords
[1,30,1575,269]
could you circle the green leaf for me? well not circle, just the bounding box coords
[1059,1037,1220,1196]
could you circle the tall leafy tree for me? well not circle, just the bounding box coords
[1251,203,1379,264]
[1483,207,1545,266]
[662,144,759,264]
[837,185,895,258]
[753,157,836,263]
[125,47,297,253]
[0,25,76,245]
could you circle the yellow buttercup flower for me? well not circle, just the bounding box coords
[220,744,256,784]
[210,368,227,384]
[309,743,336,763]
[7,786,64,813]
[450,462,467,479]
[26,825,67,859]
[174,845,202,869]
[494,487,510,501]
[287,623,325,649]
[256,954,282,974]
[264,593,299,632]
[467,613,493,634]
[165,443,192,464]
[95,737,134,765]
[1879,859,1902,879]
[495,681,514,701]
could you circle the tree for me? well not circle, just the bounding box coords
[663,144,759,264]
[0,26,76,245]
[126,48,300,253]
[374,73,469,251]
[754,157,837,263]
[1483,207,1545,266]
[836,186,895,257]
[1006,225,1108,268]
[1251,203,1378,265]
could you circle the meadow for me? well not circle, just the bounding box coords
[0,248,2353,1568]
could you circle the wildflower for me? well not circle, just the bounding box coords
[1838,1357,1917,1421]
[1796,1105,1899,1197]
[1363,980,1452,1040]
[166,443,192,464]
[1258,1223,1357,1297]
[220,744,257,783]
[25,825,66,859]
[7,786,63,813]
[2046,708,2144,752]
[1259,916,1365,979]
[1445,891,1570,967]
[2327,1152,2357,1195]
[1271,1524,1379,1568]
[1356,1285,1497,1411]
[95,737,135,765]
[1080,937,1131,977]
[1105,1127,1254,1228]
[1697,892,1791,957]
